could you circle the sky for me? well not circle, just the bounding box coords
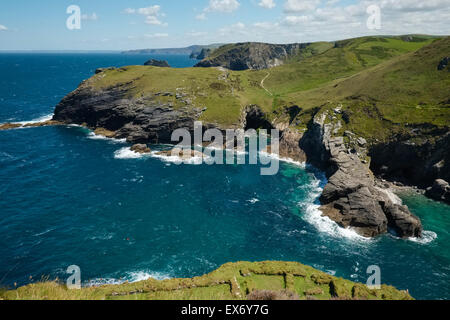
[0,0,449,50]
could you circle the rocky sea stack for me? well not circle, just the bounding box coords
[144,59,171,67]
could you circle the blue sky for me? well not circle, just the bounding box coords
[0,0,448,50]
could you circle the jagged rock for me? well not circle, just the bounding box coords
[382,202,422,237]
[0,120,62,130]
[53,84,204,144]
[425,179,450,204]
[0,123,22,130]
[279,129,307,162]
[370,131,450,187]
[357,137,367,146]
[437,57,449,71]
[130,144,151,154]
[94,127,116,138]
[301,112,423,238]
[144,59,170,67]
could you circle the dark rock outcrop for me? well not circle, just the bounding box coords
[191,48,212,60]
[300,112,423,238]
[438,57,449,71]
[95,67,117,74]
[195,42,310,71]
[370,130,450,201]
[53,83,204,144]
[426,179,450,204]
[144,59,170,67]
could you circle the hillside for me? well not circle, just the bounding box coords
[122,44,223,56]
[194,35,436,72]
[0,261,413,300]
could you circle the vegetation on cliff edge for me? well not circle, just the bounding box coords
[0,261,413,300]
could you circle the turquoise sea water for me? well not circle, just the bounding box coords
[0,54,449,299]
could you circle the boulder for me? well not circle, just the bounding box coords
[426,179,450,204]
[130,144,151,154]
[437,57,449,71]
[94,127,116,138]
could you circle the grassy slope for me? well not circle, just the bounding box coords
[88,36,444,130]
[286,37,450,141]
[0,261,412,300]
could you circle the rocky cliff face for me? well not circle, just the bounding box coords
[195,42,310,71]
[299,112,423,238]
[53,81,205,144]
[370,130,450,188]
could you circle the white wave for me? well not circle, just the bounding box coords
[259,151,306,168]
[248,198,260,204]
[150,151,206,165]
[87,132,126,144]
[408,230,437,244]
[114,147,147,159]
[14,113,54,125]
[300,176,371,242]
[33,228,55,237]
[127,271,170,282]
[86,270,171,287]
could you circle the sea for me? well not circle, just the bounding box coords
[0,53,449,299]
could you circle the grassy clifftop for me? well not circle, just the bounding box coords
[0,261,413,300]
[83,35,448,134]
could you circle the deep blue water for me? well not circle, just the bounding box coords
[0,54,449,300]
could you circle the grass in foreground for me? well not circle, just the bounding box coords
[0,261,413,300]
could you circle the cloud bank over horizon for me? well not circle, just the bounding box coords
[0,0,449,50]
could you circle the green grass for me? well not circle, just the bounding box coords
[83,35,449,139]
[0,261,413,300]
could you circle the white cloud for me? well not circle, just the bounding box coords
[0,24,7,31]
[196,13,207,20]
[145,33,169,38]
[283,15,311,25]
[81,13,98,21]
[138,5,161,16]
[123,5,167,26]
[284,0,321,13]
[233,22,246,29]
[205,0,241,13]
[259,0,276,9]
[145,15,166,26]
[254,21,279,29]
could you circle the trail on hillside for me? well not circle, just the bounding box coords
[261,72,273,96]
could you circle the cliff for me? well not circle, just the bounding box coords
[194,42,315,70]
[3,35,448,237]
[0,261,413,300]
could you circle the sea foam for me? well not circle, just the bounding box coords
[86,270,171,287]
[300,174,371,242]
[14,113,54,125]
